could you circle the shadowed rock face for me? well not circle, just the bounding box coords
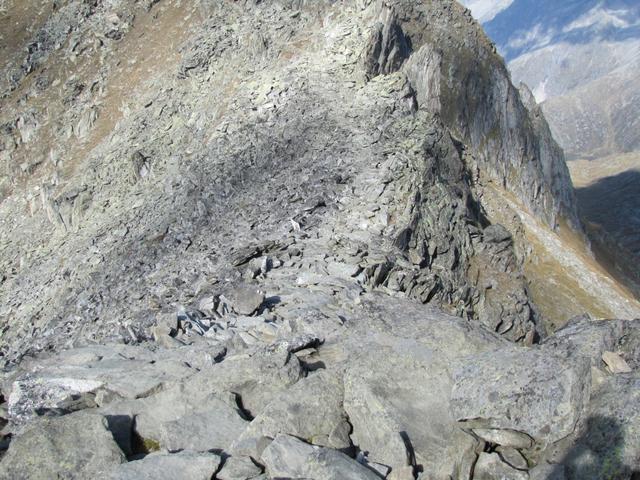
[576,170,640,258]
[0,1,638,479]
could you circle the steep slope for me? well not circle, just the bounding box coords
[0,0,590,364]
[0,1,639,479]
[461,0,640,311]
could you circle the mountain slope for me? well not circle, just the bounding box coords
[461,0,640,300]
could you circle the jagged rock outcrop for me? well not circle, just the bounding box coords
[0,0,638,479]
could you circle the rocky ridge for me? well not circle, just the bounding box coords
[0,0,638,479]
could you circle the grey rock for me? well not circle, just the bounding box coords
[5,345,194,428]
[181,347,304,418]
[217,456,262,480]
[342,300,505,477]
[450,347,591,446]
[235,370,351,451]
[107,451,221,480]
[473,452,529,480]
[542,316,626,366]
[0,412,125,480]
[131,388,248,453]
[528,463,566,480]
[260,434,381,480]
[561,373,640,480]
[226,285,265,316]
[602,351,632,374]
[361,5,411,80]
[497,446,529,471]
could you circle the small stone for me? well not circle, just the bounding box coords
[231,246,262,266]
[227,285,265,316]
[602,351,632,374]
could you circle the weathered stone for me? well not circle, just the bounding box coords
[602,351,632,374]
[226,285,265,316]
[260,434,380,480]
[108,451,221,480]
[561,373,640,480]
[180,347,304,418]
[216,456,262,480]
[497,446,529,471]
[473,452,529,480]
[0,412,124,480]
[451,347,591,446]
[339,296,507,478]
[6,345,194,427]
[235,370,351,451]
[133,390,248,453]
[542,317,625,366]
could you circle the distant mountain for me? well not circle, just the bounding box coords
[462,0,640,160]
[481,0,640,61]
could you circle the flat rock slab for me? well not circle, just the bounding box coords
[107,451,221,480]
[0,412,125,480]
[6,345,194,427]
[450,347,591,446]
[344,342,477,477]
[132,388,248,452]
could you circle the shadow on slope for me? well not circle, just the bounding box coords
[547,415,640,480]
[575,169,640,298]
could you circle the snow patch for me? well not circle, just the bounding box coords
[460,0,515,23]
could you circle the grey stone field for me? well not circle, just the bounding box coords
[0,0,638,479]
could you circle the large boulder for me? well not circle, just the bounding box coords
[234,370,351,452]
[181,346,304,418]
[116,385,248,453]
[450,347,591,450]
[98,343,303,453]
[542,316,626,366]
[340,300,506,479]
[0,412,125,480]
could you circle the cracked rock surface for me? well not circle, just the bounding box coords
[0,0,639,479]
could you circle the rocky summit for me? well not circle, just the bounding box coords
[0,1,639,479]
